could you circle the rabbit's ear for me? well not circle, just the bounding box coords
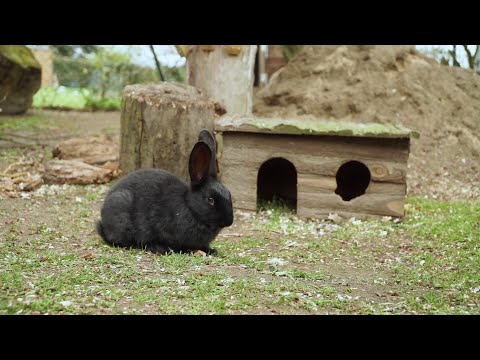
[189,141,212,186]
[198,129,217,178]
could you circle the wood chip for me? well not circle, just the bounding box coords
[193,250,207,257]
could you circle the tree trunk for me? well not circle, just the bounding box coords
[186,45,257,115]
[119,83,217,181]
[474,45,480,73]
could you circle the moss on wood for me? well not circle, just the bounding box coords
[216,115,419,139]
[0,45,41,69]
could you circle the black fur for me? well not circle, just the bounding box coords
[96,129,233,255]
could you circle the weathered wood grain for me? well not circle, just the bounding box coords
[187,46,257,115]
[216,130,410,219]
[120,83,216,181]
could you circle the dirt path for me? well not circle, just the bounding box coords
[0,109,120,172]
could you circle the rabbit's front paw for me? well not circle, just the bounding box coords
[204,247,217,255]
[145,243,169,255]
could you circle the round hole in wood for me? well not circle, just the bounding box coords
[257,157,297,211]
[335,160,371,201]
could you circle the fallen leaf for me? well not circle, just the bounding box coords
[80,252,94,259]
[193,250,206,257]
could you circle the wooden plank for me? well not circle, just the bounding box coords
[297,192,405,218]
[215,115,418,139]
[297,174,406,195]
[220,162,257,210]
[221,140,407,183]
[222,132,410,164]
[233,200,257,212]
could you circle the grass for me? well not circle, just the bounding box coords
[33,87,87,110]
[33,87,121,111]
[1,183,478,314]
[389,199,480,313]
[0,113,53,133]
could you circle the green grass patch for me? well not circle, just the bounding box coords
[33,87,121,111]
[0,190,478,314]
[33,87,87,109]
[0,114,52,133]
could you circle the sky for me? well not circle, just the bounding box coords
[112,45,185,68]
[120,45,474,69]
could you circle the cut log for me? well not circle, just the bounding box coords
[52,135,119,165]
[43,160,115,185]
[120,83,217,181]
[186,45,257,115]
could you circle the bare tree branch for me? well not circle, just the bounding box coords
[149,45,166,82]
[474,46,480,59]
[448,45,461,67]
[462,45,475,69]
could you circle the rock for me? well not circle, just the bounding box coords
[0,45,41,115]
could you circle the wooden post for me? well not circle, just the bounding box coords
[186,45,257,115]
[265,45,287,80]
[258,45,267,87]
[119,83,216,181]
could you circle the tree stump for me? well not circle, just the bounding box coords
[120,83,217,181]
[186,45,257,115]
[0,45,41,115]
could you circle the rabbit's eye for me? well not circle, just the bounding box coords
[207,197,215,206]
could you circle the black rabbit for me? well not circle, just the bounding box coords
[96,129,233,255]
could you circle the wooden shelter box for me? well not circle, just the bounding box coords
[215,116,418,219]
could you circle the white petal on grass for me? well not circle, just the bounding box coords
[349,217,362,225]
[60,301,72,307]
[267,257,288,266]
[284,240,300,247]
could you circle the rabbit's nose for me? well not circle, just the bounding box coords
[224,213,233,227]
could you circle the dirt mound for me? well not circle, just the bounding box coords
[254,45,480,200]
